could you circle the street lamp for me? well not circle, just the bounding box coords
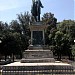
[0,40,2,61]
[0,40,2,43]
[74,40,75,43]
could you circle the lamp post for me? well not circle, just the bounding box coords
[74,40,75,43]
[73,40,75,60]
[0,40,2,43]
[0,40,2,61]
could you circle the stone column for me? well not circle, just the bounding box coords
[31,31,33,45]
[43,30,45,45]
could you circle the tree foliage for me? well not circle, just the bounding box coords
[72,45,75,56]
[56,20,75,60]
[42,12,57,45]
[0,12,31,61]
[42,15,75,60]
[0,11,75,61]
[57,20,75,44]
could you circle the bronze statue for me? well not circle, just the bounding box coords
[31,0,43,22]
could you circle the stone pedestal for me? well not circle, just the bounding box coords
[21,22,55,63]
[21,45,55,63]
[29,22,48,45]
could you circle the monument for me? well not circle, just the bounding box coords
[2,0,74,75]
[31,0,43,22]
[21,0,55,63]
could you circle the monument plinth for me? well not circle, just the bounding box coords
[29,22,48,45]
[21,22,55,63]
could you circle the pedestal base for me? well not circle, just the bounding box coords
[21,45,55,63]
[2,62,74,75]
[21,58,55,63]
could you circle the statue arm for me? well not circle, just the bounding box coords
[40,1,44,8]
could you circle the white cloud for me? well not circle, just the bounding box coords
[0,0,31,11]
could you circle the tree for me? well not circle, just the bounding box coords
[0,21,5,31]
[0,12,32,61]
[71,45,75,57]
[17,12,31,49]
[57,20,75,45]
[0,21,23,61]
[10,20,21,34]
[0,21,9,61]
[1,31,22,61]
[42,12,57,45]
[54,31,64,60]
[10,12,31,53]
[42,12,57,25]
[57,20,75,60]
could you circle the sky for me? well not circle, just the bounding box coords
[0,0,74,23]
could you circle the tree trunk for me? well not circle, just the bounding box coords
[5,55,7,61]
[57,54,60,60]
[0,54,1,61]
[20,53,22,59]
[59,49,61,60]
[12,53,14,62]
[59,53,61,60]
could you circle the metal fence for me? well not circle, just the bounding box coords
[2,66,75,75]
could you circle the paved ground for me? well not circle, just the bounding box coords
[0,60,75,68]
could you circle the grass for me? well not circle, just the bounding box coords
[0,71,2,75]
[0,73,1,75]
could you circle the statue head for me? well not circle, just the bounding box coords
[32,0,35,3]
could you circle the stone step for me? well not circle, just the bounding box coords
[21,58,55,63]
[23,49,53,59]
[2,62,74,75]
